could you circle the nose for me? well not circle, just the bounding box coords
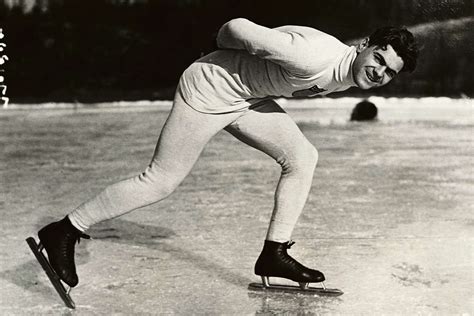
[374,66,386,79]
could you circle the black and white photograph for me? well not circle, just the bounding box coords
[1,0,473,314]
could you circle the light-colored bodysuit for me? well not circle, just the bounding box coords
[69,19,357,242]
[180,21,356,113]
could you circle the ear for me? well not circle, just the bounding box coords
[356,38,369,53]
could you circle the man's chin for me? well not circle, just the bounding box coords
[355,79,373,90]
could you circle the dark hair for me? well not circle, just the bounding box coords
[368,26,418,73]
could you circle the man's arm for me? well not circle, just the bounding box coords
[216,18,315,75]
[217,18,294,52]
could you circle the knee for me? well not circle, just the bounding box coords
[277,143,318,175]
[308,144,319,167]
[152,179,179,199]
[301,144,319,170]
[137,167,181,201]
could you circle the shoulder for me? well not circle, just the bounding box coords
[274,25,344,47]
[275,26,348,75]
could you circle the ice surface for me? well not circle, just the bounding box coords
[1,98,472,314]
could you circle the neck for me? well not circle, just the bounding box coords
[336,46,357,87]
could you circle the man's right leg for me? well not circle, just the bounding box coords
[39,90,243,286]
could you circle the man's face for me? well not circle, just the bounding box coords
[352,40,404,90]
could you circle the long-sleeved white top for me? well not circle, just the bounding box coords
[178,18,357,113]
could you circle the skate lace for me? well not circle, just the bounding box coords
[280,241,296,262]
[281,241,310,272]
[60,232,90,261]
[77,232,91,244]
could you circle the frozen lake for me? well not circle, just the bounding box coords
[1,97,473,314]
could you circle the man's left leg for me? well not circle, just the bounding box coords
[224,99,325,285]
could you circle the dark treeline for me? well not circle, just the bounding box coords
[0,0,473,102]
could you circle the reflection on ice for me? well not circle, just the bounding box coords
[248,290,343,315]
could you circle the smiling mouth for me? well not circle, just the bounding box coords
[366,70,379,84]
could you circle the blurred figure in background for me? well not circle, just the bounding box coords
[351,99,378,121]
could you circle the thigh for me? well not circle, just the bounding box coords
[150,91,243,177]
[224,99,313,161]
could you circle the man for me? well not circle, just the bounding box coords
[32,18,418,293]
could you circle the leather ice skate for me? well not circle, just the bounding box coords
[249,240,343,296]
[26,216,90,308]
[37,216,90,287]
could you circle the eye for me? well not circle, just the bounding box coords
[374,54,382,64]
[386,70,396,79]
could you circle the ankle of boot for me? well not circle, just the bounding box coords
[62,216,83,235]
[263,240,294,250]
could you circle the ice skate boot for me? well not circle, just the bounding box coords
[37,216,90,286]
[249,240,343,296]
[26,216,90,308]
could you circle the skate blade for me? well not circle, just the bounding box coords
[248,282,343,296]
[26,237,76,309]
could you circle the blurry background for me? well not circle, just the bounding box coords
[0,0,473,103]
